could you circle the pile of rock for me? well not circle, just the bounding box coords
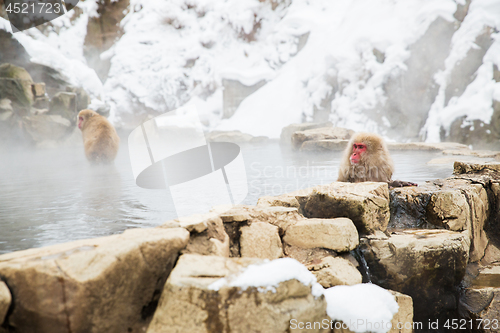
[0,62,93,147]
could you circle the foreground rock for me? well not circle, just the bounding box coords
[301,182,390,234]
[0,228,189,333]
[308,256,362,288]
[148,254,329,333]
[361,229,470,323]
[283,218,359,252]
[0,281,11,325]
[390,176,490,262]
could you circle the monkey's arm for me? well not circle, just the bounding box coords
[388,180,418,188]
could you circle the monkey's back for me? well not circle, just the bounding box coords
[82,116,120,164]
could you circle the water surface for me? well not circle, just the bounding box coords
[0,142,456,254]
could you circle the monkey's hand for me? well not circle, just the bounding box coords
[388,180,418,188]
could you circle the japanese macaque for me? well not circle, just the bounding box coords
[338,132,417,188]
[78,109,120,164]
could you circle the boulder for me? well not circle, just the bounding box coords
[0,63,34,107]
[390,178,489,262]
[219,205,302,257]
[147,255,329,333]
[22,114,72,143]
[461,263,500,323]
[360,229,470,322]
[240,222,283,259]
[32,82,46,97]
[308,256,362,288]
[300,139,349,152]
[164,213,230,257]
[49,92,77,125]
[66,86,90,112]
[0,281,11,325]
[283,218,359,252]
[283,244,338,266]
[0,227,189,333]
[301,182,390,234]
[280,122,333,146]
[291,127,354,150]
[454,161,500,175]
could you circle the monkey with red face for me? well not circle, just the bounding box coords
[78,109,120,164]
[338,132,417,188]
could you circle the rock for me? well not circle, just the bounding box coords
[0,281,11,325]
[390,178,489,262]
[308,256,362,288]
[0,98,13,122]
[220,205,303,257]
[389,185,435,229]
[0,63,34,107]
[257,188,315,215]
[207,130,254,143]
[361,229,470,322]
[283,244,338,266]
[301,139,349,152]
[291,127,354,150]
[66,86,90,112]
[147,254,329,333]
[283,218,359,252]
[166,214,230,257]
[454,161,500,175]
[301,182,390,234]
[389,291,414,333]
[240,222,283,259]
[257,195,300,209]
[22,114,72,142]
[461,263,500,323]
[49,92,77,124]
[0,30,31,68]
[33,96,49,109]
[387,141,470,151]
[0,227,189,333]
[32,82,46,97]
[280,122,333,146]
[84,0,129,81]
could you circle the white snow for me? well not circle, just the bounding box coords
[1,0,499,139]
[324,284,399,333]
[208,257,324,297]
[208,258,399,333]
[422,0,500,142]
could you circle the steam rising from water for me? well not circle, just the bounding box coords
[0,142,453,254]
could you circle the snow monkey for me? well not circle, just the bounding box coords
[338,132,417,188]
[78,109,120,164]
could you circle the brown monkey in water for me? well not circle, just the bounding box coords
[338,132,417,188]
[78,109,120,164]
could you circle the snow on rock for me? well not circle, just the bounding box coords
[422,0,500,142]
[1,2,103,100]
[324,283,399,333]
[208,257,324,297]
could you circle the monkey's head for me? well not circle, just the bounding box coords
[77,109,98,130]
[348,132,386,165]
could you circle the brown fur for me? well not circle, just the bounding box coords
[78,109,120,164]
[338,132,394,183]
